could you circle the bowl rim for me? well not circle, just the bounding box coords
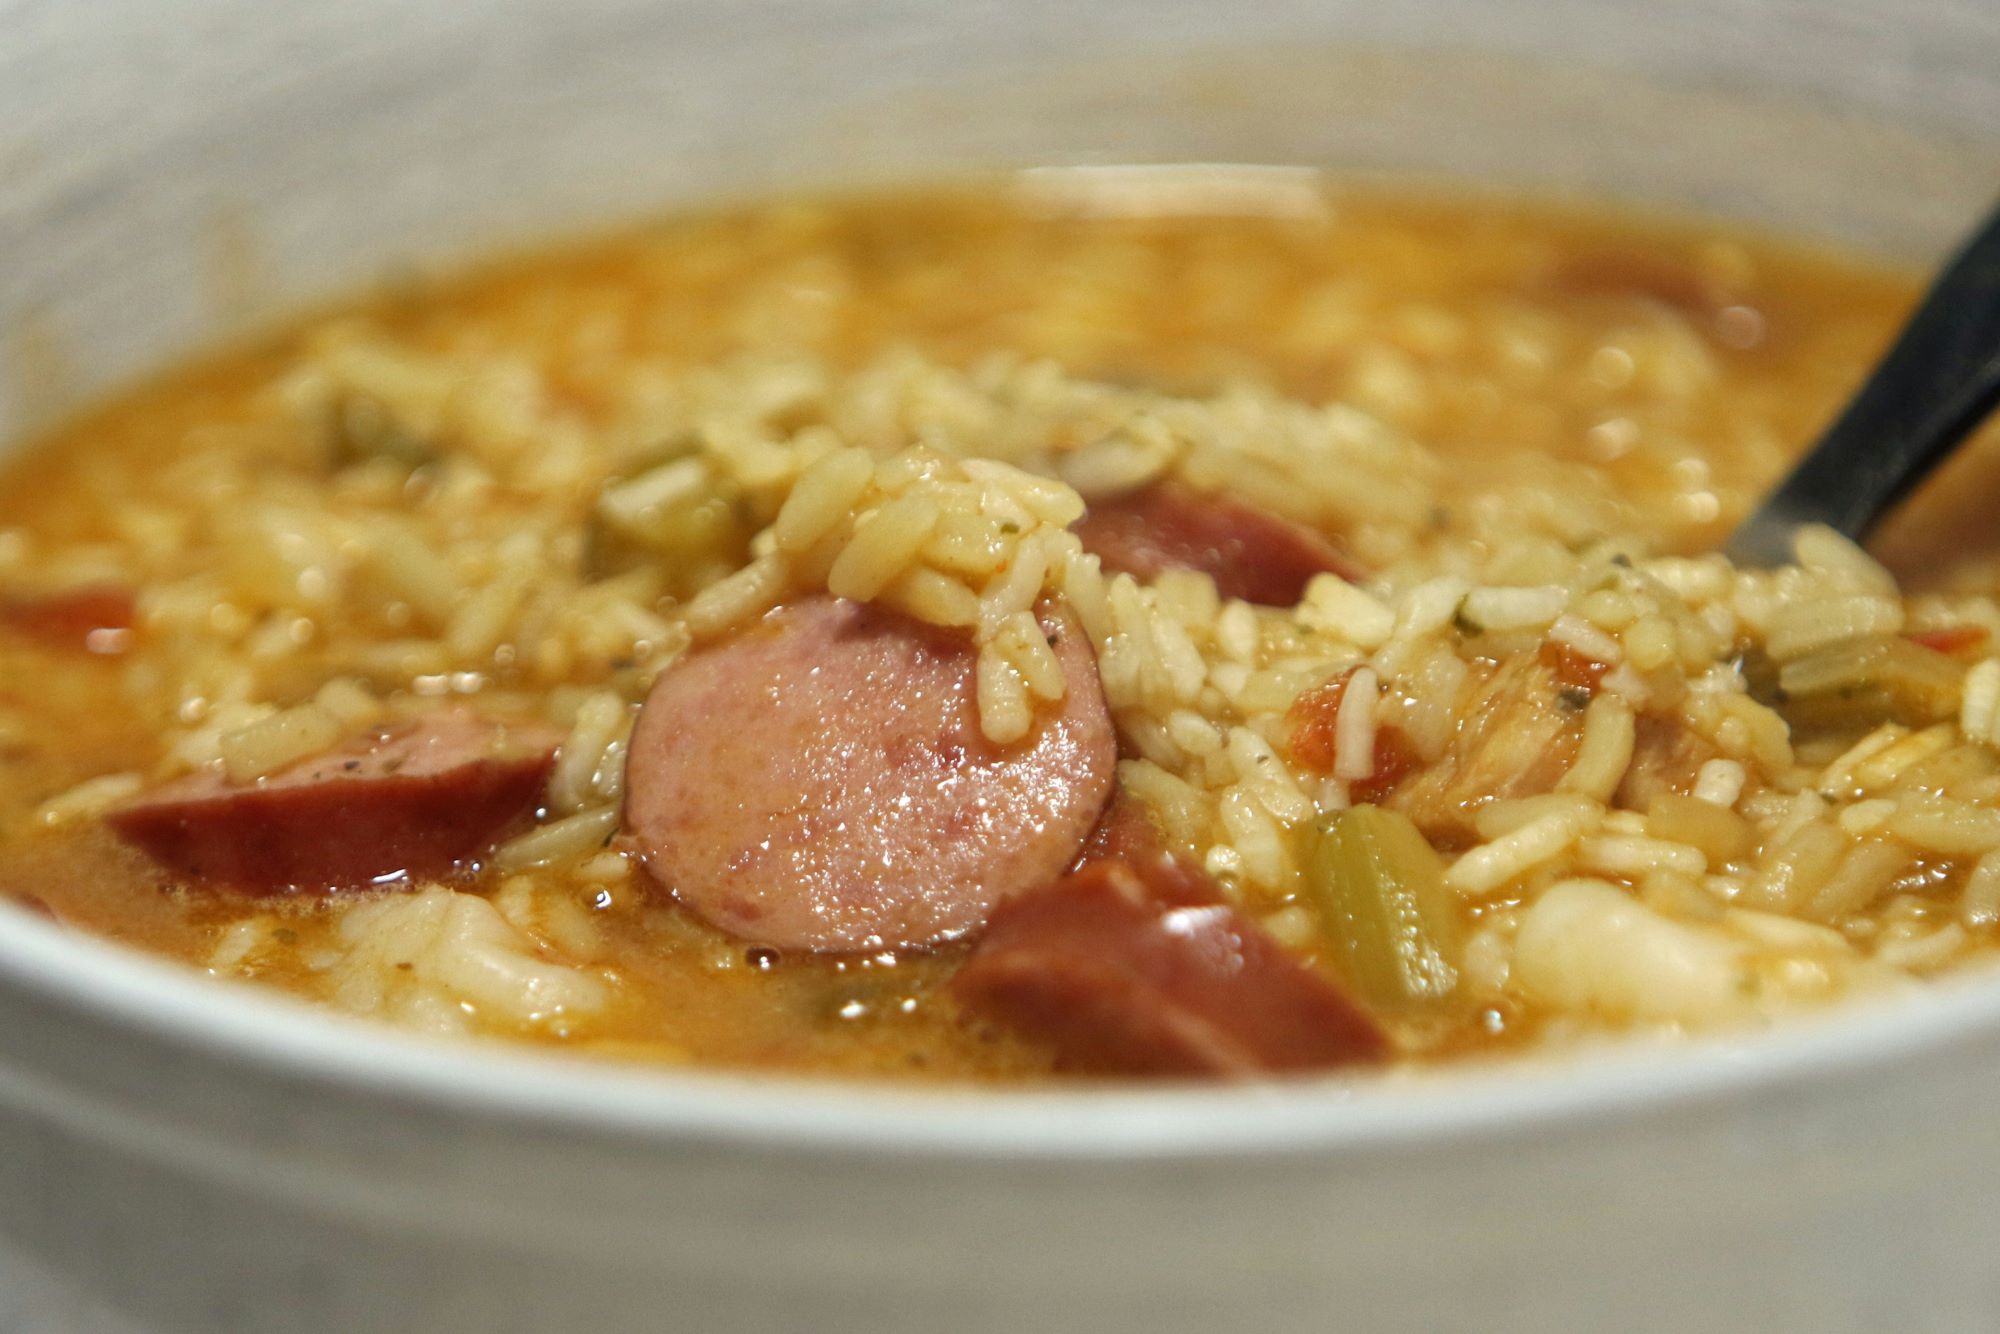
[0,893,1988,1161]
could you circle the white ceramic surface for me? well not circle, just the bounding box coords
[2,3,1999,1330]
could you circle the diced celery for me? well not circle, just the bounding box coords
[584,441,754,588]
[327,393,438,470]
[1776,635,1964,728]
[1306,806,1464,1015]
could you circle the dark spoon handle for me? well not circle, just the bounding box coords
[1725,197,2000,567]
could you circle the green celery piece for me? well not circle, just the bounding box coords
[1307,805,1464,1014]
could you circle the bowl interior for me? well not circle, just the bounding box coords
[0,0,1998,1157]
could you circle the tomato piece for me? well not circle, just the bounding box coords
[1286,671,1352,774]
[1906,625,1989,656]
[1538,638,1611,693]
[1353,728,1420,805]
[1284,667,1419,801]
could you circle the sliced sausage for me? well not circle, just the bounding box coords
[1,584,135,654]
[1073,790,1171,870]
[1072,480,1364,606]
[109,712,560,892]
[954,858,1390,1078]
[623,596,1116,952]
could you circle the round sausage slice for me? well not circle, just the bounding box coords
[109,711,560,893]
[1072,480,1365,606]
[623,596,1116,952]
[954,857,1390,1078]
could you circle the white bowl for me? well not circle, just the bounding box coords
[2,4,1998,1330]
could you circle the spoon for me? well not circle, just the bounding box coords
[1724,197,2000,567]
